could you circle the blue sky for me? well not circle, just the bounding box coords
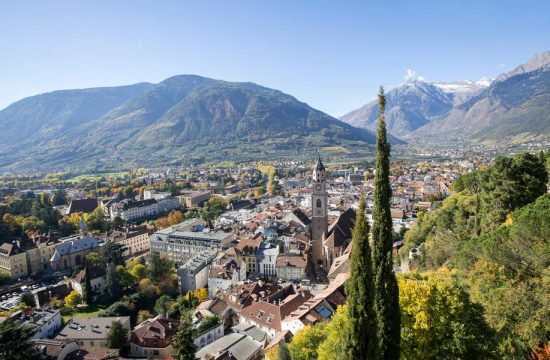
[0,1,549,116]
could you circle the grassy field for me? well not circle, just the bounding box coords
[62,298,117,322]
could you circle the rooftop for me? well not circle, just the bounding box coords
[56,317,130,340]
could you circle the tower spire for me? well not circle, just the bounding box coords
[311,153,328,267]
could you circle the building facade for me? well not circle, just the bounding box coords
[50,236,99,271]
[311,156,328,266]
[177,250,218,293]
[0,243,29,279]
[149,219,232,266]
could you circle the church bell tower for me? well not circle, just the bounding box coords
[311,155,328,266]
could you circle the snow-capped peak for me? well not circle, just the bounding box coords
[432,80,482,94]
[476,77,493,87]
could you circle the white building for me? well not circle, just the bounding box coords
[256,243,279,280]
[177,250,218,293]
[14,308,62,339]
[149,219,233,266]
[207,256,247,297]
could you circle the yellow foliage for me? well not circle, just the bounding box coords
[317,305,349,360]
[139,278,157,297]
[194,288,209,302]
[64,291,82,308]
[288,323,327,360]
[264,345,278,360]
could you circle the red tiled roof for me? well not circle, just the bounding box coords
[240,291,313,331]
[130,317,179,349]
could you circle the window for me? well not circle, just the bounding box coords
[316,199,322,208]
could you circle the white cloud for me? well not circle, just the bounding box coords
[403,68,426,82]
[404,68,417,81]
[498,63,506,68]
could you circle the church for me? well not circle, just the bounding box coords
[310,156,355,271]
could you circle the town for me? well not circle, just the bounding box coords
[0,153,477,359]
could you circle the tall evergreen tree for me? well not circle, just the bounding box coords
[371,87,401,359]
[172,312,198,360]
[83,263,94,304]
[344,196,377,359]
[278,339,291,360]
[0,320,38,360]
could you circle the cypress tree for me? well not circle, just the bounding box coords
[278,339,291,360]
[344,196,377,359]
[371,87,401,359]
[84,263,93,304]
[172,311,197,360]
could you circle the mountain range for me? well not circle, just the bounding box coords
[341,51,550,143]
[1,51,548,171]
[0,76,396,171]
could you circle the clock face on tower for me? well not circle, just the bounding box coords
[315,184,322,191]
[315,209,323,216]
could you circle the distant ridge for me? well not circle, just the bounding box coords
[341,51,550,143]
[0,75,402,171]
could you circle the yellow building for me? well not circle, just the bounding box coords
[0,243,29,279]
[23,239,58,274]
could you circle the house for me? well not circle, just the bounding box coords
[108,198,159,221]
[275,254,307,282]
[282,274,349,334]
[282,209,311,230]
[256,242,279,280]
[196,324,266,360]
[177,190,211,208]
[239,285,313,339]
[56,317,130,351]
[193,315,225,350]
[208,255,246,297]
[130,316,179,358]
[50,236,99,271]
[391,209,406,223]
[177,250,218,293]
[12,308,62,339]
[0,242,29,279]
[66,199,100,215]
[234,236,262,276]
[70,267,107,302]
[101,227,152,257]
[33,339,79,360]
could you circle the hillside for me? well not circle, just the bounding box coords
[412,56,550,142]
[0,76,396,171]
[0,83,154,150]
[340,79,487,138]
[341,51,550,143]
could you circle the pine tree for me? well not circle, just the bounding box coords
[371,87,401,359]
[172,312,197,360]
[344,196,377,359]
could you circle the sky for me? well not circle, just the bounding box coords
[0,1,549,116]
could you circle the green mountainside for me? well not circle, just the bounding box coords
[0,76,400,171]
